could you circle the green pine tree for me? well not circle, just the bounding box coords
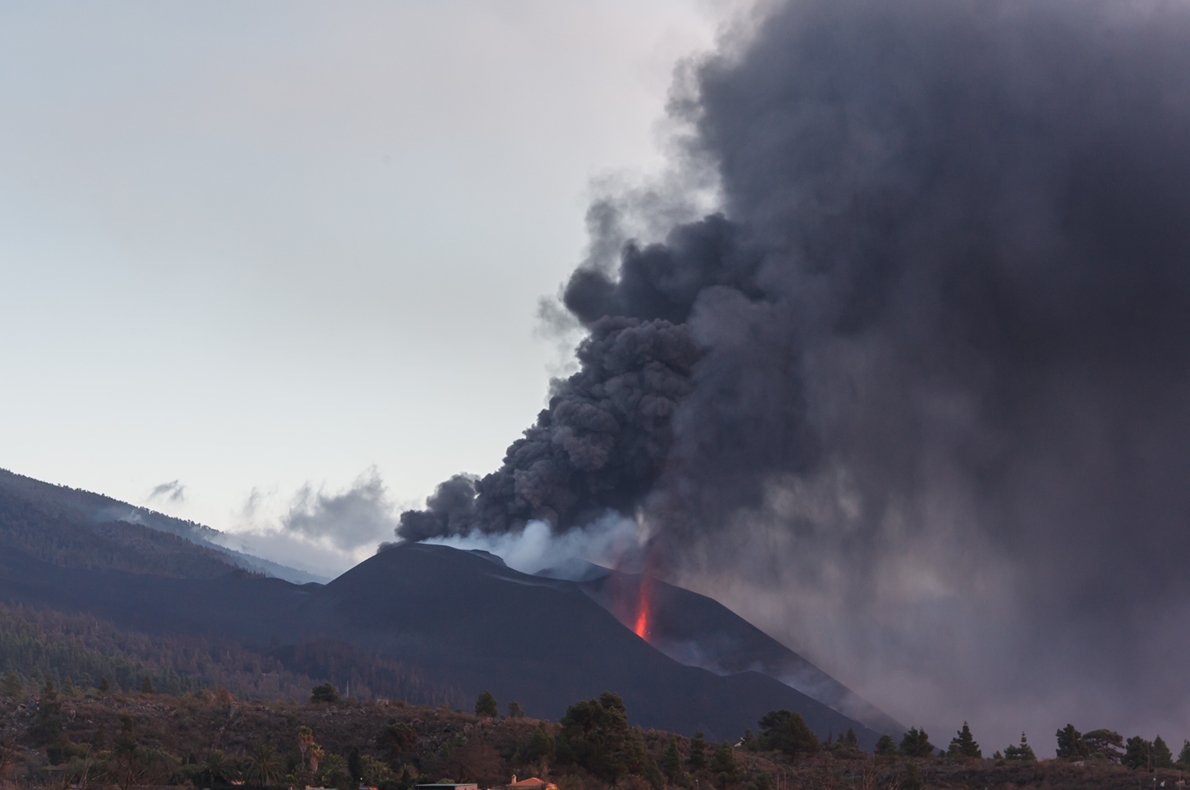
[757,710,820,759]
[661,735,683,783]
[844,728,859,750]
[1055,724,1089,760]
[626,727,650,777]
[1,671,21,699]
[644,756,664,790]
[525,721,556,763]
[947,722,981,759]
[688,730,708,771]
[1004,733,1037,761]
[1153,736,1173,768]
[710,742,743,788]
[875,735,897,756]
[899,728,934,758]
[1124,736,1152,770]
[1177,740,1190,768]
[475,690,498,718]
[557,692,633,784]
[1084,729,1124,762]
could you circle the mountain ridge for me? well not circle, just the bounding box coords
[0,469,899,747]
[0,468,326,583]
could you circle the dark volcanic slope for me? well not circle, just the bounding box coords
[298,544,885,745]
[0,510,887,746]
[581,570,903,735]
[0,545,312,641]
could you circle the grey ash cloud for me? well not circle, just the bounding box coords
[399,0,1190,742]
[285,469,396,552]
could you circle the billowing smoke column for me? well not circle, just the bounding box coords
[401,0,1190,743]
[397,316,700,541]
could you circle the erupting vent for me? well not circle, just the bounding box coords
[634,601,648,638]
[633,576,651,639]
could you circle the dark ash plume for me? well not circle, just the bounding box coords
[398,317,699,539]
[400,0,1190,745]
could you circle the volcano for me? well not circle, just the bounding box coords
[573,566,903,735]
[0,470,897,746]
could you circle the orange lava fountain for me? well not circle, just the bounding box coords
[634,604,648,638]
[633,575,651,639]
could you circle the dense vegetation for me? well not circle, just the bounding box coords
[0,468,315,582]
[2,679,1188,790]
[0,485,237,580]
[0,603,463,708]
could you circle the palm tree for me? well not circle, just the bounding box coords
[298,726,314,768]
[308,743,325,773]
[204,750,237,786]
[319,753,346,788]
[246,744,282,788]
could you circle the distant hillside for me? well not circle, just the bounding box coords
[0,483,243,579]
[0,601,461,705]
[0,468,325,583]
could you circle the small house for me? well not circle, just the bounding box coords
[507,777,558,790]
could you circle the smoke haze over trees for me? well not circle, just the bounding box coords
[397,0,1190,749]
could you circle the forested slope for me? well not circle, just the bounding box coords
[0,602,462,706]
[0,484,238,578]
[0,468,324,583]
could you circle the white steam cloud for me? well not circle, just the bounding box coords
[424,510,649,579]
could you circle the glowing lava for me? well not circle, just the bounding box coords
[634,603,648,638]
[633,576,651,639]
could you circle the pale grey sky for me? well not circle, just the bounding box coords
[0,1,729,574]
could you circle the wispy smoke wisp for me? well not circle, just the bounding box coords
[148,480,186,504]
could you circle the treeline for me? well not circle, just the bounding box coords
[5,682,1188,790]
[3,685,764,790]
[270,640,462,707]
[855,719,1190,770]
[0,603,462,707]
